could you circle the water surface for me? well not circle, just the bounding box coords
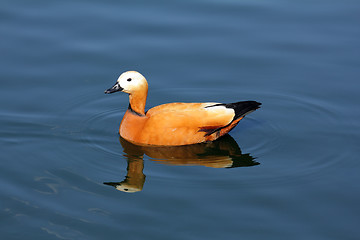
[1,0,360,239]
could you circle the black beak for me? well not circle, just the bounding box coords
[105,82,123,94]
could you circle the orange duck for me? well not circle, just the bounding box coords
[105,71,261,146]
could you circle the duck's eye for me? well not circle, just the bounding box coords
[127,78,132,82]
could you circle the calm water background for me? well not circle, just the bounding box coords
[1,0,360,239]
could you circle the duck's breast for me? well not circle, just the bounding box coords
[119,110,147,142]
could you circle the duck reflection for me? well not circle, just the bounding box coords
[104,134,259,193]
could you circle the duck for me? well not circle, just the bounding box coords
[105,71,261,146]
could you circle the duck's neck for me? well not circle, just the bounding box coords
[129,89,147,116]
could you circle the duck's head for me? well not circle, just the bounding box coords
[103,182,144,193]
[105,71,148,95]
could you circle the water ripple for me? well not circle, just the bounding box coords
[59,87,346,190]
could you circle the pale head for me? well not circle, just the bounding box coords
[105,71,148,95]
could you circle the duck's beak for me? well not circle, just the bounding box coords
[103,182,120,187]
[105,82,123,94]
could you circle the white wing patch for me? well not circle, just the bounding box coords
[203,103,235,117]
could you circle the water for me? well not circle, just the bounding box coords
[1,0,360,239]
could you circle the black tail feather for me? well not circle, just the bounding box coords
[208,101,261,120]
[226,101,261,120]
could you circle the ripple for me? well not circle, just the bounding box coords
[60,87,345,190]
[235,90,339,159]
[232,90,345,187]
[55,90,127,157]
[80,108,123,156]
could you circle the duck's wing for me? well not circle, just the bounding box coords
[145,102,235,129]
[200,101,261,136]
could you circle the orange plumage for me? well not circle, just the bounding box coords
[105,71,261,146]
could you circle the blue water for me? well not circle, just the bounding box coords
[1,0,360,239]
